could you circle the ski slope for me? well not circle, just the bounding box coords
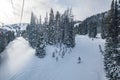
[0,35,107,80]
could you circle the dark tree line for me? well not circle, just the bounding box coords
[104,0,120,80]
[0,29,15,59]
[27,8,75,58]
[74,3,120,39]
[74,12,106,38]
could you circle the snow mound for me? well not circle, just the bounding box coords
[0,37,35,80]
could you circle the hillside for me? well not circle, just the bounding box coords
[74,11,108,36]
[1,23,28,36]
[0,35,106,80]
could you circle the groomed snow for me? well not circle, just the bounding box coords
[0,35,107,80]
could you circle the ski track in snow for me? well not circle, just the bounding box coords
[0,35,107,80]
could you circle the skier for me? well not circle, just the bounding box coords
[78,57,81,64]
[56,57,58,62]
[52,52,55,58]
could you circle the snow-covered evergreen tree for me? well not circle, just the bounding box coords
[104,0,120,80]
[36,31,46,58]
[62,9,75,47]
[55,11,61,44]
[48,8,56,45]
[88,21,97,38]
[43,12,49,45]
[101,14,108,39]
[0,29,15,53]
[118,0,120,27]
[27,12,37,48]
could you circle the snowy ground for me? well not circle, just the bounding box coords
[0,35,107,80]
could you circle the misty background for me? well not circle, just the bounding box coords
[0,0,112,24]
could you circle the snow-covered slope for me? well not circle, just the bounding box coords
[0,35,106,80]
[75,11,108,34]
[2,23,28,31]
[1,23,28,35]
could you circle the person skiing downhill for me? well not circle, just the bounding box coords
[78,57,81,64]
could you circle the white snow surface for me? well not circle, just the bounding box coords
[0,35,107,80]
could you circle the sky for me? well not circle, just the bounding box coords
[0,0,112,24]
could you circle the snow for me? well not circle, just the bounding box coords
[0,35,107,80]
[96,33,102,38]
[74,23,80,27]
[1,23,28,35]
[0,37,35,80]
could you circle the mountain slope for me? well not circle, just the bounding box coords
[1,23,28,36]
[0,35,106,80]
[74,11,108,37]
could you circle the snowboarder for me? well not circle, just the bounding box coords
[78,57,81,64]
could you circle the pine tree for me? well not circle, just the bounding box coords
[55,11,61,44]
[36,31,46,58]
[27,12,37,48]
[0,30,15,53]
[30,12,36,26]
[63,9,75,48]
[118,0,120,27]
[88,21,97,38]
[39,15,42,25]
[101,13,108,39]
[104,0,120,80]
[49,8,54,26]
[48,8,55,45]
[43,12,49,44]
